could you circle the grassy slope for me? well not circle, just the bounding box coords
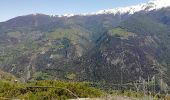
[108,28,135,39]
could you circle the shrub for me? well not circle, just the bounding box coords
[0,80,104,99]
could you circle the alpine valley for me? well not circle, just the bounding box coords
[1,0,170,91]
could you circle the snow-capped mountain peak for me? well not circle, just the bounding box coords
[57,0,170,17]
[147,0,170,10]
[94,0,170,15]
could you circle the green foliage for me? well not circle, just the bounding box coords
[47,28,81,44]
[31,71,52,81]
[65,73,76,80]
[0,70,16,81]
[0,80,104,99]
[0,80,26,98]
[55,44,65,49]
[7,31,22,38]
[120,15,169,35]
[108,28,135,38]
[122,90,143,98]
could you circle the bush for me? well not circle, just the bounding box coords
[0,80,104,99]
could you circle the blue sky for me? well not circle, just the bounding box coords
[0,0,149,22]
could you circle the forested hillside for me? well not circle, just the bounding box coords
[0,5,170,95]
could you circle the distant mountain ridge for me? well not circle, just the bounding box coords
[1,0,170,21]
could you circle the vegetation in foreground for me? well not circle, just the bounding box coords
[0,79,170,100]
[0,80,104,100]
